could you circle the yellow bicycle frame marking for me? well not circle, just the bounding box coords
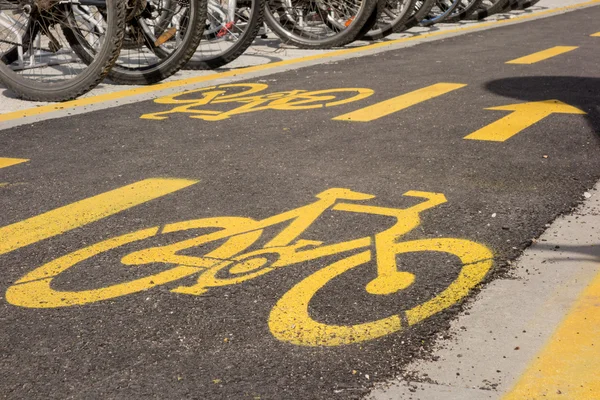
[6,188,493,346]
[140,83,374,121]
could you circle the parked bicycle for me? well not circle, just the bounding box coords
[0,0,543,101]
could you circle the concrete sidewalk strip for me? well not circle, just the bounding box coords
[368,185,600,400]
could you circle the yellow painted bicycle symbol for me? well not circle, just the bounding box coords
[7,189,493,346]
[141,83,374,121]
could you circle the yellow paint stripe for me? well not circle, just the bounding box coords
[506,46,579,64]
[503,270,600,399]
[0,178,197,256]
[0,157,29,169]
[1,0,599,124]
[332,83,467,122]
[592,31,600,36]
[465,100,586,142]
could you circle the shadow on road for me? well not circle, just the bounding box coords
[485,76,600,139]
[535,243,600,263]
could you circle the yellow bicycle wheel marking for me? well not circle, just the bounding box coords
[404,239,493,325]
[6,228,201,308]
[8,217,262,308]
[269,239,493,346]
[6,188,494,346]
[140,84,374,121]
[269,251,404,346]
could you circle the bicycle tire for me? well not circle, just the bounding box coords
[513,0,541,10]
[67,0,207,85]
[466,0,510,20]
[444,0,484,22]
[353,0,388,40]
[263,0,379,49]
[361,0,416,40]
[420,0,462,27]
[0,0,126,102]
[394,0,436,32]
[186,0,265,70]
[269,238,494,346]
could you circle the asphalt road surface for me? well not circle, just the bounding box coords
[1,5,599,400]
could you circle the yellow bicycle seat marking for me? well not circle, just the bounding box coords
[6,188,493,346]
[140,83,374,121]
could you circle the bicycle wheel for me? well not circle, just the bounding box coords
[394,0,435,31]
[185,0,264,70]
[0,0,126,101]
[420,0,461,27]
[269,238,493,346]
[352,0,386,40]
[67,0,207,85]
[443,0,483,22]
[513,0,540,10]
[263,0,379,49]
[361,0,416,40]
[6,217,262,308]
[466,0,508,20]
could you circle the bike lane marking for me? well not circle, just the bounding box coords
[0,178,197,256]
[331,83,467,122]
[506,46,579,64]
[3,186,495,347]
[139,84,375,121]
[0,0,599,128]
[464,100,586,142]
[503,271,600,399]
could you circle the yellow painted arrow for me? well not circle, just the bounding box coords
[464,100,586,142]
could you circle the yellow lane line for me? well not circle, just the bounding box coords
[0,157,29,169]
[0,178,197,256]
[506,46,579,64]
[1,0,599,124]
[333,83,467,122]
[592,31,600,36]
[503,270,600,399]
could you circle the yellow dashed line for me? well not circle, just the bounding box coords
[506,46,579,64]
[333,83,467,122]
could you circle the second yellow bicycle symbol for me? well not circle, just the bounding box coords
[141,83,374,121]
[6,188,493,346]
